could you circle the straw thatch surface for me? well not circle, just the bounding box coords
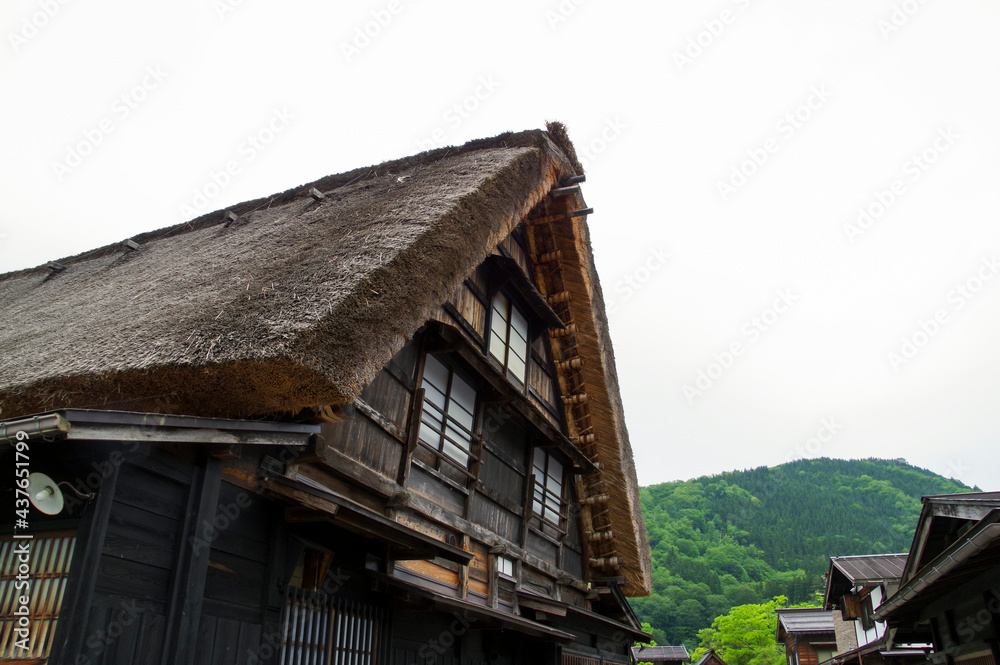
[0,126,651,596]
[1,131,565,417]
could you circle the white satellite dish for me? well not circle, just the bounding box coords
[27,473,65,515]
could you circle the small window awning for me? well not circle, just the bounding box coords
[265,473,473,565]
[0,409,319,447]
[483,255,566,329]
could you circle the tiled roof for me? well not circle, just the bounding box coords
[830,553,907,584]
[632,645,690,662]
[776,608,835,634]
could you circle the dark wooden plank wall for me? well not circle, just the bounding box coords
[469,418,527,544]
[196,481,281,665]
[321,340,419,481]
[563,504,585,580]
[56,453,284,665]
[79,452,192,665]
[390,613,528,665]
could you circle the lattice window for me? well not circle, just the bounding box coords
[0,531,76,660]
[532,448,565,533]
[418,355,478,472]
[280,587,385,665]
[488,292,529,386]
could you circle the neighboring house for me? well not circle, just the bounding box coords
[692,648,726,665]
[631,645,689,664]
[776,607,838,665]
[0,126,652,664]
[877,492,1000,665]
[821,553,928,665]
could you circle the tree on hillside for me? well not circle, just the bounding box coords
[690,597,788,665]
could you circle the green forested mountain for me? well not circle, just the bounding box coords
[629,457,975,649]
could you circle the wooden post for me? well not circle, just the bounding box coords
[398,388,425,486]
[162,456,223,665]
[48,455,121,663]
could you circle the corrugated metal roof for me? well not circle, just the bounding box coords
[776,608,835,634]
[830,553,908,584]
[632,645,690,661]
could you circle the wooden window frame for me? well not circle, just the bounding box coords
[416,354,482,486]
[530,447,567,538]
[0,530,77,661]
[487,290,530,388]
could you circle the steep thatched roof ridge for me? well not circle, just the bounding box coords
[0,129,563,280]
[0,130,572,417]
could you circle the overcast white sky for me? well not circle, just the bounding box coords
[2,0,998,491]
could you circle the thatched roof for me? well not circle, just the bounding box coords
[0,126,651,595]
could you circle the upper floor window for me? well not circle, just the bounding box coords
[419,355,477,469]
[489,292,529,386]
[532,447,564,532]
[496,555,515,580]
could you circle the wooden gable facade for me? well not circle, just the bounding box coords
[0,126,651,665]
[776,608,838,665]
[820,554,927,665]
[877,492,1000,665]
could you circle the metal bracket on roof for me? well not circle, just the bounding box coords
[309,187,326,201]
[124,239,141,251]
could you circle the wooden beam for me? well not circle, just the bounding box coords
[48,453,120,663]
[355,397,407,445]
[548,185,581,198]
[398,388,424,486]
[164,456,223,665]
[284,506,338,523]
[65,423,313,447]
[268,481,340,518]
